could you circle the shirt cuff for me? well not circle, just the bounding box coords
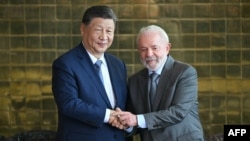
[137,114,146,128]
[125,126,133,133]
[104,109,111,123]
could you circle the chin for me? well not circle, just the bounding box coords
[146,65,157,71]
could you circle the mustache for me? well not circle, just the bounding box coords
[145,57,157,61]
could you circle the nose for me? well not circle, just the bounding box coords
[146,48,154,57]
[99,31,107,40]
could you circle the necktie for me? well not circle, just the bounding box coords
[95,60,103,83]
[149,72,159,107]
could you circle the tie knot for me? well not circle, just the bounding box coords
[150,72,159,82]
[95,60,102,69]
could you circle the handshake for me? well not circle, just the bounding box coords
[108,107,138,130]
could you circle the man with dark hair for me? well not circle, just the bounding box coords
[52,5,127,141]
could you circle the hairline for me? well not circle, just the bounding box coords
[136,25,169,47]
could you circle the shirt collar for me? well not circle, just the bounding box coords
[82,42,106,65]
[87,51,105,65]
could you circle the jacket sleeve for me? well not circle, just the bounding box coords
[52,58,106,127]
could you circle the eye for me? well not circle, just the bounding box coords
[106,29,113,34]
[95,28,102,31]
[152,46,159,50]
[139,47,147,52]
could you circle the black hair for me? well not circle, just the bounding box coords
[81,5,117,25]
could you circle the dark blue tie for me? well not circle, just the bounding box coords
[95,60,103,83]
[149,72,159,107]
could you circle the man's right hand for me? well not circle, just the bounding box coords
[108,108,125,129]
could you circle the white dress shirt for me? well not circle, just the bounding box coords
[86,51,116,123]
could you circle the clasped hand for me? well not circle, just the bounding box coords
[108,107,137,130]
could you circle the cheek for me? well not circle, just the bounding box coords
[108,34,114,41]
[139,52,146,59]
[154,51,165,58]
[90,33,99,41]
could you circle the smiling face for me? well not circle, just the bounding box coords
[80,18,115,58]
[137,31,171,71]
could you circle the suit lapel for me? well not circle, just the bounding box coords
[104,54,118,108]
[76,44,111,107]
[152,55,175,111]
[138,69,152,112]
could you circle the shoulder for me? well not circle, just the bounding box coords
[174,60,195,70]
[171,61,197,79]
[52,43,82,66]
[167,55,195,72]
[163,56,197,79]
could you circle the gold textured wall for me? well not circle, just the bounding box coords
[0,0,250,139]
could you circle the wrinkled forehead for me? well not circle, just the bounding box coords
[138,36,163,49]
[89,18,115,27]
[139,31,162,43]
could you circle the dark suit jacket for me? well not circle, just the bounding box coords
[52,43,127,141]
[127,55,204,141]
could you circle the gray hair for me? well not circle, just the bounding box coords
[136,25,169,46]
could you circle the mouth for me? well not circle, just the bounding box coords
[98,42,108,46]
[96,43,107,48]
[146,60,156,65]
[146,57,157,62]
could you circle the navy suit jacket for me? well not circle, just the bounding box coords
[52,43,127,141]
